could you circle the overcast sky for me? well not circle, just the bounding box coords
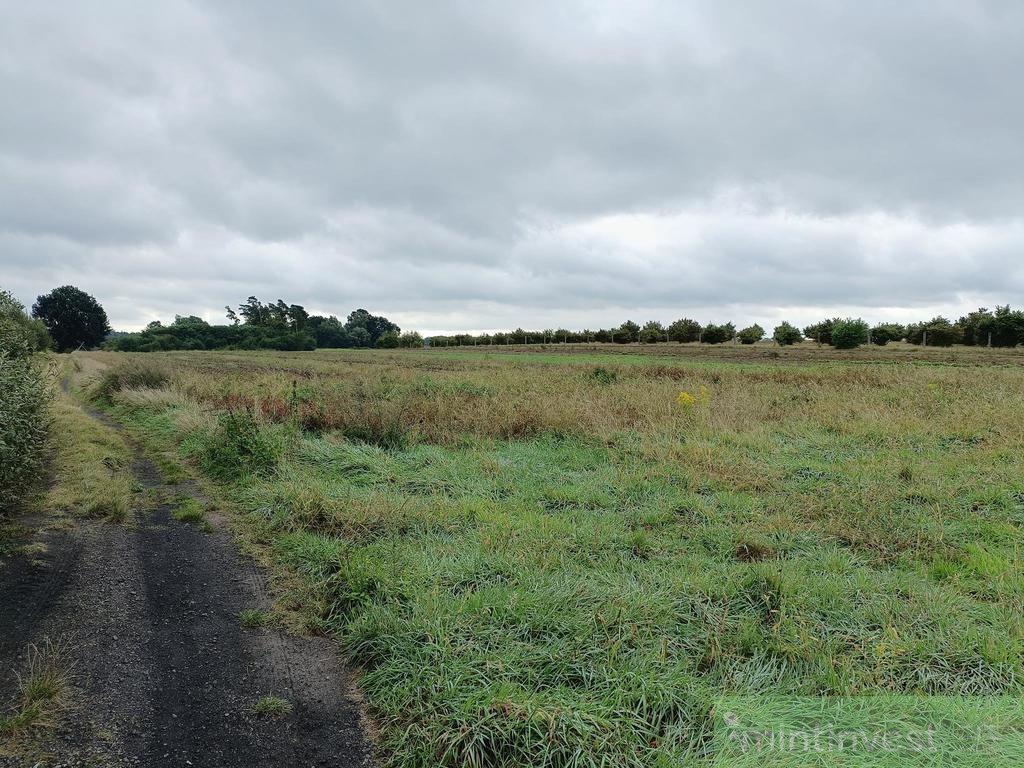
[2,1,1023,334]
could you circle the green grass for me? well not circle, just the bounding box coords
[46,393,133,522]
[709,694,1024,766]
[171,497,206,524]
[79,348,1024,767]
[252,695,292,719]
[238,608,274,628]
[0,522,29,562]
[0,637,73,759]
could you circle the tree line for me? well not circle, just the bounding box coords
[9,284,1024,352]
[428,307,1024,350]
[106,297,421,352]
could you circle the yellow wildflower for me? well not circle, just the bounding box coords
[676,391,696,409]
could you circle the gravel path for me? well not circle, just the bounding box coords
[0,399,370,767]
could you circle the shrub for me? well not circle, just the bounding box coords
[831,318,870,349]
[772,322,802,346]
[701,322,735,344]
[0,290,50,357]
[376,331,401,348]
[192,409,284,481]
[667,318,701,343]
[869,323,905,346]
[0,354,51,515]
[737,324,765,344]
[638,321,665,343]
[613,320,640,344]
[804,318,839,345]
[957,306,1024,347]
[399,331,424,348]
[0,289,52,516]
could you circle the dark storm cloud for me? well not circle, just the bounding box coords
[1,0,1022,332]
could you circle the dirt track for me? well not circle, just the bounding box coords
[0,400,369,767]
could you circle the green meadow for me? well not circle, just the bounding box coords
[79,345,1024,766]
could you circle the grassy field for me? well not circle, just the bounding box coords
[76,344,1024,766]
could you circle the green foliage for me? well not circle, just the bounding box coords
[700,322,735,344]
[870,323,906,346]
[106,297,402,352]
[772,321,802,346]
[614,320,640,344]
[0,287,52,516]
[830,318,869,349]
[109,314,316,352]
[345,308,400,345]
[0,354,50,516]
[957,306,1024,347]
[906,317,963,347]
[191,410,285,481]
[667,317,702,343]
[737,324,764,344]
[803,317,839,345]
[32,285,110,352]
[398,331,424,348]
[638,321,665,343]
[376,331,401,348]
[0,290,50,357]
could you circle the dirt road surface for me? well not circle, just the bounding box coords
[0,400,370,767]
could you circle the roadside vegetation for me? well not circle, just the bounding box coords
[0,637,75,762]
[45,385,134,523]
[77,345,1024,766]
[1,287,134,532]
[0,291,52,520]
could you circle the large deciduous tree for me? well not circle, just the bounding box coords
[346,308,400,345]
[32,285,110,352]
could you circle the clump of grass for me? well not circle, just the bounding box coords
[110,386,187,411]
[19,542,48,558]
[188,409,285,481]
[0,522,29,562]
[155,454,188,484]
[172,497,206,524]
[91,360,170,403]
[46,396,133,522]
[238,609,274,628]
[0,637,73,745]
[252,695,292,719]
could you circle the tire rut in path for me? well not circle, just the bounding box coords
[1,400,370,767]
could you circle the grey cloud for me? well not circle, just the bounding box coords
[1,1,1023,331]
